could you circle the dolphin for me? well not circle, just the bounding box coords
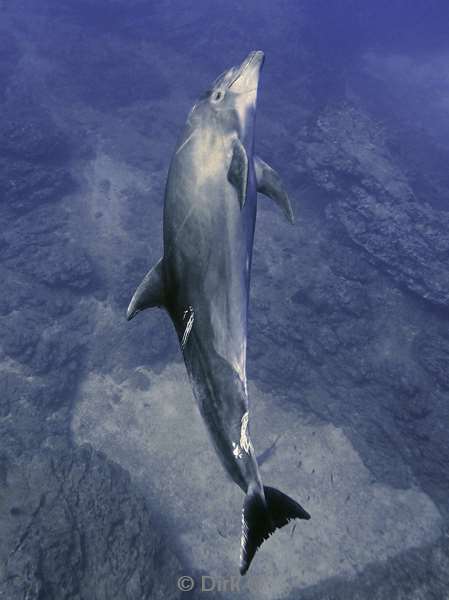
[127,50,310,575]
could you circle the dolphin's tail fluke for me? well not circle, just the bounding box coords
[239,486,310,575]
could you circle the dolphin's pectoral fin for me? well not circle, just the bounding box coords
[126,257,165,321]
[254,156,294,224]
[240,486,310,575]
[228,138,248,209]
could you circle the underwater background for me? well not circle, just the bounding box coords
[1,1,449,598]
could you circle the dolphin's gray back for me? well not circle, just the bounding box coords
[163,125,257,376]
[160,122,260,490]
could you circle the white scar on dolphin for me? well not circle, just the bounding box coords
[181,306,194,348]
[233,411,254,460]
[127,51,309,575]
[175,131,197,156]
[239,411,253,455]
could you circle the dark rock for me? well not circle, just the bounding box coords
[0,30,20,101]
[414,332,449,389]
[297,105,449,308]
[291,275,369,317]
[0,113,72,165]
[0,267,74,317]
[1,207,94,290]
[327,189,449,308]
[0,311,41,364]
[0,158,75,214]
[0,445,183,600]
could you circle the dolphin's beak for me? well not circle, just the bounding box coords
[229,50,265,95]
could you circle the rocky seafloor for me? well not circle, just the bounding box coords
[1,1,449,599]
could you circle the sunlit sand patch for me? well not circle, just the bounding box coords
[73,362,442,598]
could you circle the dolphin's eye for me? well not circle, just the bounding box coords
[211,90,225,103]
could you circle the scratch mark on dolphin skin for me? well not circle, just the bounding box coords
[240,508,247,560]
[232,351,248,397]
[175,130,197,155]
[165,203,198,260]
[232,412,253,459]
[232,441,243,459]
[181,306,195,348]
[240,411,253,455]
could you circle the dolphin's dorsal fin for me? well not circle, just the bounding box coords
[228,138,248,209]
[126,257,165,321]
[254,156,294,224]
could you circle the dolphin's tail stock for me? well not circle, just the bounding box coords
[239,485,310,575]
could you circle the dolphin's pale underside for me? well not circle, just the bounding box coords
[127,51,310,575]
